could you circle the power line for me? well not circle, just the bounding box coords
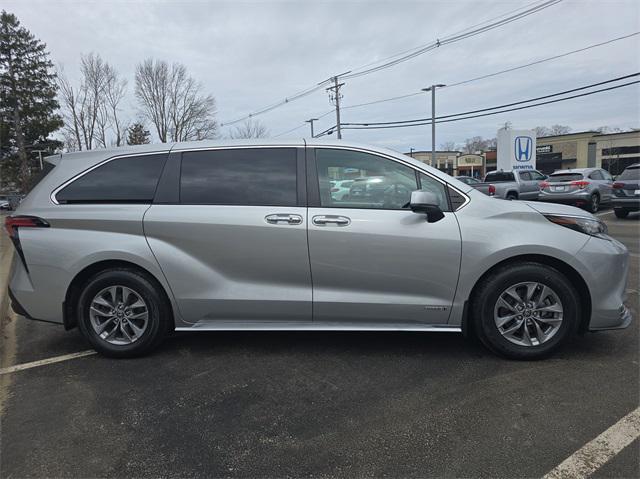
[272,123,308,138]
[220,0,561,126]
[343,73,640,126]
[337,32,640,113]
[341,80,639,130]
[342,0,563,79]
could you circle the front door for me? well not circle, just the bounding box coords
[144,147,312,324]
[307,148,462,325]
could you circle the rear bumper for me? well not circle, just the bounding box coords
[538,191,591,204]
[612,197,640,210]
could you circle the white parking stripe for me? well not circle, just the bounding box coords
[543,407,640,479]
[0,350,97,375]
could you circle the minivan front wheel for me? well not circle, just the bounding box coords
[77,268,171,357]
[472,262,580,360]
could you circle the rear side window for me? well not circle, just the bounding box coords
[180,148,297,206]
[56,154,167,204]
[618,167,640,180]
[485,171,515,182]
[589,170,604,180]
[548,173,583,182]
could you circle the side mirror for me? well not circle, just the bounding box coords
[409,190,445,223]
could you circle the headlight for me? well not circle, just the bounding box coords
[544,214,609,239]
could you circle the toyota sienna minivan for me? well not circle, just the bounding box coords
[5,140,632,359]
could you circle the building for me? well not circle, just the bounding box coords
[405,150,458,175]
[535,130,640,175]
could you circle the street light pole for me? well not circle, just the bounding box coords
[421,84,446,167]
[305,118,318,138]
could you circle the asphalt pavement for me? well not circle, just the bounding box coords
[0,209,638,478]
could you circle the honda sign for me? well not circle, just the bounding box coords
[497,127,537,171]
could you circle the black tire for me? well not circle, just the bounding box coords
[471,262,580,360]
[614,208,629,219]
[586,193,600,213]
[77,268,172,358]
[505,192,518,201]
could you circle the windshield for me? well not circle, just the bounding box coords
[548,173,584,182]
[618,167,640,181]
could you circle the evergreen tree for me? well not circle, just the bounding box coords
[0,11,62,192]
[127,122,151,145]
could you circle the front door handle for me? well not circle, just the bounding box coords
[265,214,303,225]
[312,215,351,226]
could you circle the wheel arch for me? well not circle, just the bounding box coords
[63,259,174,330]
[461,253,592,338]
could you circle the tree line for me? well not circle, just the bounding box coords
[0,10,266,191]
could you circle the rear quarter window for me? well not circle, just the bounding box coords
[55,154,168,204]
[618,167,640,181]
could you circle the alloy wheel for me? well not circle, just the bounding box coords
[89,285,149,345]
[493,281,563,347]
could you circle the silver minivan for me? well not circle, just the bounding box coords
[6,140,632,359]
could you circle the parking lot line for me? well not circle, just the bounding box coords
[0,350,97,375]
[543,407,640,479]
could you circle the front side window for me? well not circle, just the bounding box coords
[316,149,419,210]
[56,154,167,204]
[180,148,297,206]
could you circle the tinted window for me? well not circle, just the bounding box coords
[548,173,584,182]
[589,170,604,180]
[316,149,418,210]
[485,171,515,182]
[529,171,546,180]
[618,166,640,180]
[56,154,167,204]
[180,148,297,206]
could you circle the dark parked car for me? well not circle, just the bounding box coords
[612,163,640,218]
[456,175,481,186]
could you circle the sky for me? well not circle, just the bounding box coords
[5,0,640,153]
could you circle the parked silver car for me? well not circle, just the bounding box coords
[612,163,640,218]
[539,168,614,213]
[5,140,631,359]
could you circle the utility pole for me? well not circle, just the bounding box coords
[422,84,446,167]
[325,74,349,139]
[305,118,318,138]
[409,147,415,158]
[32,149,48,170]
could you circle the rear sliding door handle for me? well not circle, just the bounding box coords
[265,214,303,225]
[312,215,351,226]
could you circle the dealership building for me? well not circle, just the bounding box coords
[406,129,639,177]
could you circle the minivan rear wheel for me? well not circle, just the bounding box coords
[77,268,171,357]
[472,262,580,360]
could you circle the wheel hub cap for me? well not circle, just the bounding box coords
[493,281,563,347]
[89,285,149,345]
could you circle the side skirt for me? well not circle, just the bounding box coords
[175,321,461,332]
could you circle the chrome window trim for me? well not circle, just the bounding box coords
[50,150,171,205]
[312,145,471,211]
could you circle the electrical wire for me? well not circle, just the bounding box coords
[340,80,639,130]
[342,73,640,126]
[220,0,561,126]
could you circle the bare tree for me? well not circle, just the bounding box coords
[535,126,551,137]
[58,53,127,151]
[462,136,490,154]
[439,141,458,152]
[135,59,217,142]
[549,124,571,135]
[228,119,268,139]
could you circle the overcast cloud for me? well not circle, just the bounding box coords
[5,0,640,152]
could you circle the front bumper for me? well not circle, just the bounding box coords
[574,235,633,331]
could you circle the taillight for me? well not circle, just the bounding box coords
[540,181,549,189]
[570,180,590,189]
[488,184,496,196]
[612,182,624,189]
[4,216,49,238]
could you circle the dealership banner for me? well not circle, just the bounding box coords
[497,128,537,171]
